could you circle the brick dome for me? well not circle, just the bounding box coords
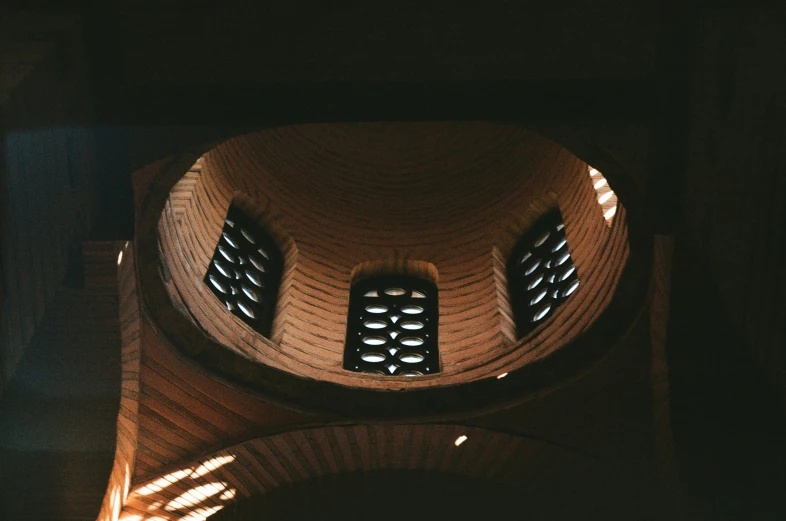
[151,122,631,392]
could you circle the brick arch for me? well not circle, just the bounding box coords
[350,259,439,286]
[120,424,654,521]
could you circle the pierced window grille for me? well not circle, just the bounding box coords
[507,210,579,338]
[344,276,439,376]
[588,165,618,224]
[204,206,283,337]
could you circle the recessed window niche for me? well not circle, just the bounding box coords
[344,275,439,376]
[507,209,579,338]
[204,205,283,338]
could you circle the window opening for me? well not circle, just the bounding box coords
[507,209,579,338]
[344,275,439,376]
[204,205,283,337]
[588,165,618,224]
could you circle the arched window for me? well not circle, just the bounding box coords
[344,276,439,376]
[204,205,283,337]
[507,209,579,338]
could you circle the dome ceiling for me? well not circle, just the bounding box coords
[148,121,636,396]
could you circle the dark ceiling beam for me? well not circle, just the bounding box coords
[90,80,656,127]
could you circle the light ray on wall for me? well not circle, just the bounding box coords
[190,455,236,478]
[179,506,225,521]
[165,482,228,511]
[134,469,191,496]
[219,488,237,500]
